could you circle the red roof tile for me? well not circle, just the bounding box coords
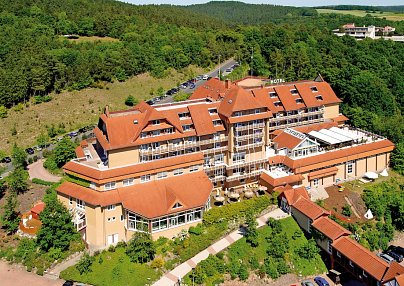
[383,262,404,282]
[273,131,305,150]
[190,78,227,100]
[291,196,330,220]
[188,104,217,136]
[333,236,389,281]
[308,166,338,180]
[279,186,310,205]
[31,202,45,215]
[395,274,404,285]
[260,172,304,188]
[311,216,351,240]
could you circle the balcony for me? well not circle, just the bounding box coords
[228,158,267,169]
[234,132,263,141]
[234,141,264,151]
[234,123,265,131]
[199,136,228,145]
[226,169,265,182]
[269,117,325,131]
[203,163,227,172]
[210,175,226,183]
[202,146,228,154]
[269,109,324,123]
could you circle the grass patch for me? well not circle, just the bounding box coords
[316,9,404,21]
[0,67,205,153]
[60,247,160,286]
[62,36,120,43]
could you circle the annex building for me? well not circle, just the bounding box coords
[56,75,394,249]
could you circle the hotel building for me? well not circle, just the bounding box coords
[57,75,394,249]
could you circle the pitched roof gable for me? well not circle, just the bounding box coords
[291,196,330,220]
[311,216,351,241]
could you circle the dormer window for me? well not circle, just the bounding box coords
[274,101,282,107]
[152,130,160,136]
[234,111,242,117]
[290,89,298,95]
[269,91,277,98]
[208,108,217,114]
[140,132,147,138]
[295,98,303,104]
[255,109,261,114]
[311,86,318,92]
[315,95,323,101]
[179,112,190,119]
[213,120,222,126]
[172,202,182,209]
[152,120,160,125]
[104,181,116,191]
[183,124,191,131]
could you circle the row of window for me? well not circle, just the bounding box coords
[69,198,85,209]
[268,86,318,99]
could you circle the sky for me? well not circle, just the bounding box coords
[121,0,404,7]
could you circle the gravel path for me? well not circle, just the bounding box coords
[28,159,61,183]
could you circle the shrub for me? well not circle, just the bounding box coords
[0,105,7,118]
[125,232,155,263]
[173,92,191,102]
[342,204,352,217]
[267,217,283,234]
[238,263,249,280]
[44,156,58,172]
[188,225,203,235]
[76,253,94,275]
[150,257,165,269]
[125,95,138,106]
[295,239,319,260]
[32,178,54,186]
[264,257,279,279]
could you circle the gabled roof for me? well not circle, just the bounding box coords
[308,166,338,180]
[383,262,404,282]
[396,274,404,285]
[273,130,306,150]
[188,104,216,136]
[311,216,351,241]
[279,186,310,205]
[291,196,330,220]
[190,78,227,100]
[332,236,389,281]
[260,172,304,188]
[218,85,266,118]
[118,171,212,218]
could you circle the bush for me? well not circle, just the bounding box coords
[32,178,54,186]
[342,204,352,217]
[76,253,94,275]
[125,232,155,263]
[295,239,319,260]
[203,196,271,225]
[188,225,203,235]
[238,263,249,280]
[150,257,165,269]
[125,95,138,106]
[0,105,8,118]
[43,156,58,172]
[267,217,283,234]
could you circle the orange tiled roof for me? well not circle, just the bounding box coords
[273,131,305,150]
[218,85,267,118]
[188,104,217,136]
[63,153,204,184]
[311,216,351,240]
[190,78,227,100]
[118,171,212,218]
[75,146,85,158]
[293,121,339,134]
[260,172,304,187]
[308,166,338,180]
[279,186,309,205]
[291,196,330,220]
[57,182,121,207]
[395,274,404,285]
[31,202,45,215]
[332,114,349,123]
[332,236,389,281]
[383,262,404,282]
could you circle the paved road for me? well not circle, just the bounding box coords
[153,207,289,286]
[28,159,61,182]
[157,58,237,105]
[0,261,65,286]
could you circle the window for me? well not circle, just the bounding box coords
[128,213,149,231]
[240,179,245,183]
[208,108,217,114]
[76,199,85,210]
[121,215,124,221]
[152,130,160,137]
[327,240,332,253]
[214,154,224,164]
[157,171,168,179]
[90,182,96,190]
[178,112,190,119]
[107,216,116,222]
[349,260,354,268]
[363,270,367,278]
[315,95,323,101]
[233,152,246,163]
[152,120,160,125]
[313,178,319,186]
[190,165,199,172]
[69,197,73,205]
[140,132,147,138]
[107,205,116,211]
[269,91,277,98]
[336,251,341,258]
[310,86,318,92]
[174,168,184,176]
[141,174,151,183]
[123,178,134,186]
[172,202,182,209]
[347,161,354,174]
[295,98,303,104]
[183,124,191,131]
[104,181,116,190]
[255,109,261,114]
[308,219,313,233]
[274,101,282,107]
[290,89,298,95]
[213,120,222,126]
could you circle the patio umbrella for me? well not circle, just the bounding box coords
[364,172,378,180]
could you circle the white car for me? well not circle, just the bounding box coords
[202,75,209,80]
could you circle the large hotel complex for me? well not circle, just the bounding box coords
[56,75,395,250]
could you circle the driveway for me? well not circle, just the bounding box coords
[0,261,64,286]
[28,159,61,183]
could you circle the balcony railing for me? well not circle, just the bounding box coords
[210,175,226,183]
[203,163,227,172]
[226,169,265,182]
[234,132,263,141]
[234,123,265,131]
[234,141,264,151]
[269,109,324,123]
[227,158,267,169]
[269,117,325,131]
[202,146,228,154]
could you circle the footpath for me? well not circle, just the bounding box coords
[153,208,289,286]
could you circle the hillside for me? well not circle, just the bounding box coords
[185,1,317,25]
[316,5,404,13]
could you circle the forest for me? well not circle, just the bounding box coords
[0,0,403,171]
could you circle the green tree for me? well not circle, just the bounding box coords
[36,189,79,251]
[8,167,29,194]
[1,190,20,234]
[0,105,7,118]
[124,95,138,106]
[11,144,27,168]
[125,232,155,263]
[391,142,404,175]
[76,253,94,274]
[342,204,352,217]
[53,137,76,167]
[36,132,50,147]
[245,213,259,247]
[296,239,319,260]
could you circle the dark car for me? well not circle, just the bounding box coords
[62,281,74,286]
[389,245,404,256]
[386,250,404,263]
[68,131,78,138]
[189,83,196,89]
[1,156,11,163]
[146,100,155,105]
[25,148,34,155]
[301,280,315,286]
[314,277,330,286]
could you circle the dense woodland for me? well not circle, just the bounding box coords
[316,5,404,12]
[0,0,403,171]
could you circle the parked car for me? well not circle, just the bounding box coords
[388,245,404,256]
[301,280,315,286]
[196,75,203,80]
[146,100,155,105]
[68,131,78,138]
[1,156,11,163]
[225,68,232,73]
[386,250,403,263]
[25,147,34,155]
[189,83,196,89]
[62,281,73,286]
[202,74,209,80]
[154,97,160,102]
[378,253,395,264]
[314,277,330,286]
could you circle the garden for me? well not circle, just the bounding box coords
[181,216,327,285]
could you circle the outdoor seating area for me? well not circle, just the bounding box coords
[212,183,268,206]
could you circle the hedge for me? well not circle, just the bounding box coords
[64,174,90,188]
[203,195,272,225]
[32,178,54,186]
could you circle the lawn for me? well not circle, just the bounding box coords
[0,67,204,154]
[61,35,120,43]
[183,217,327,285]
[60,247,160,286]
[316,9,404,21]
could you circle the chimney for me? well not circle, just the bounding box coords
[104,105,110,117]
[225,79,231,89]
